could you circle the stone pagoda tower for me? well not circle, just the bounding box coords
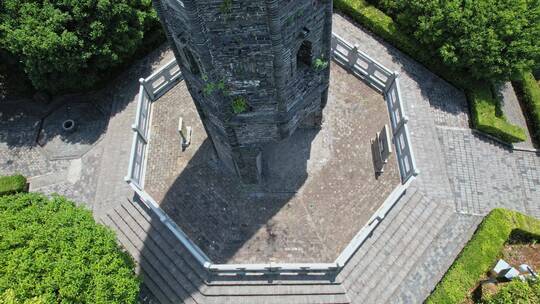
[152,0,333,184]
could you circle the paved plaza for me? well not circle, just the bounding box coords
[143,63,400,263]
[0,13,538,304]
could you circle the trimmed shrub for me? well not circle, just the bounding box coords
[0,193,139,303]
[0,175,27,196]
[426,209,540,304]
[0,289,45,304]
[483,280,540,304]
[468,84,527,143]
[514,72,540,145]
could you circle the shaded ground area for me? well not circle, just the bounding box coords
[0,45,174,216]
[37,102,108,160]
[143,63,400,264]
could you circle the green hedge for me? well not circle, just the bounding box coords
[0,193,140,303]
[0,175,27,196]
[514,72,540,145]
[426,209,540,304]
[333,0,526,144]
[483,280,540,303]
[468,85,527,143]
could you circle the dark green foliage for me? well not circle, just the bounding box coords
[514,72,540,145]
[0,193,139,303]
[468,84,527,143]
[219,0,232,15]
[333,0,527,143]
[333,0,469,89]
[0,0,158,93]
[0,175,27,196]
[426,209,540,304]
[232,96,248,114]
[365,0,540,82]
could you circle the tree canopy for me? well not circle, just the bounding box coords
[371,0,540,81]
[0,193,139,303]
[0,0,157,93]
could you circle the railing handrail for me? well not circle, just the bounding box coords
[332,33,394,77]
[144,58,179,84]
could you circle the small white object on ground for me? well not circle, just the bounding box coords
[178,117,192,148]
[519,264,538,278]
[492,259,511,275]
[501,267,520,280]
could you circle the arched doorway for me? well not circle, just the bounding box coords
[297,40,313,69]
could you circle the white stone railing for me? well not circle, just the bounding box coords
[385,76,419,182]
[331,34,394,92]
[125,60,213,268]
[125,34,420,277]
[331,34,419,183]
[141,58,183,100]
[126,85,150,189]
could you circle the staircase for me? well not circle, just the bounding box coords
[102,183,482,304]
[336,187,482,304]
[102,197,351,304]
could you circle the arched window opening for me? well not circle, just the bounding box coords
[183,47,201,76]
[296,40,313,69]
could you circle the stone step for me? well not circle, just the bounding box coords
[126,197,209,281]
[388,212,483,304]
[205,276,340,286]
[365,200,455,303]
[203,293,351,304]
[106,203,206,303]
[114,202,205,303]
[139,264,176,304]
[102,213,191,304]
[351,192,441,299]
[202,283,346,297]
[338,187,422,287]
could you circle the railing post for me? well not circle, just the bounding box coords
[394,115,408,133]
[139,78,155,101]
[385,72,399,93]
[348,44,359,68]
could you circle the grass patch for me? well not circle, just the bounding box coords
[468,84,527,143]
[513,71,540,146]
[426,209,540,304]
[0,175,27,196]
[333,0,526,144]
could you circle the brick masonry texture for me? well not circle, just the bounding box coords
[153,0,333,183]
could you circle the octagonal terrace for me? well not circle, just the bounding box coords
[143,63,400,263]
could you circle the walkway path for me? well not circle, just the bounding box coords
[332,12,540,303]
[498,82,535,150]
[0,46,174,217]
[0,13,538,304]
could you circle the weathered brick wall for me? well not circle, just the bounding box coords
[153,0,333,183]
